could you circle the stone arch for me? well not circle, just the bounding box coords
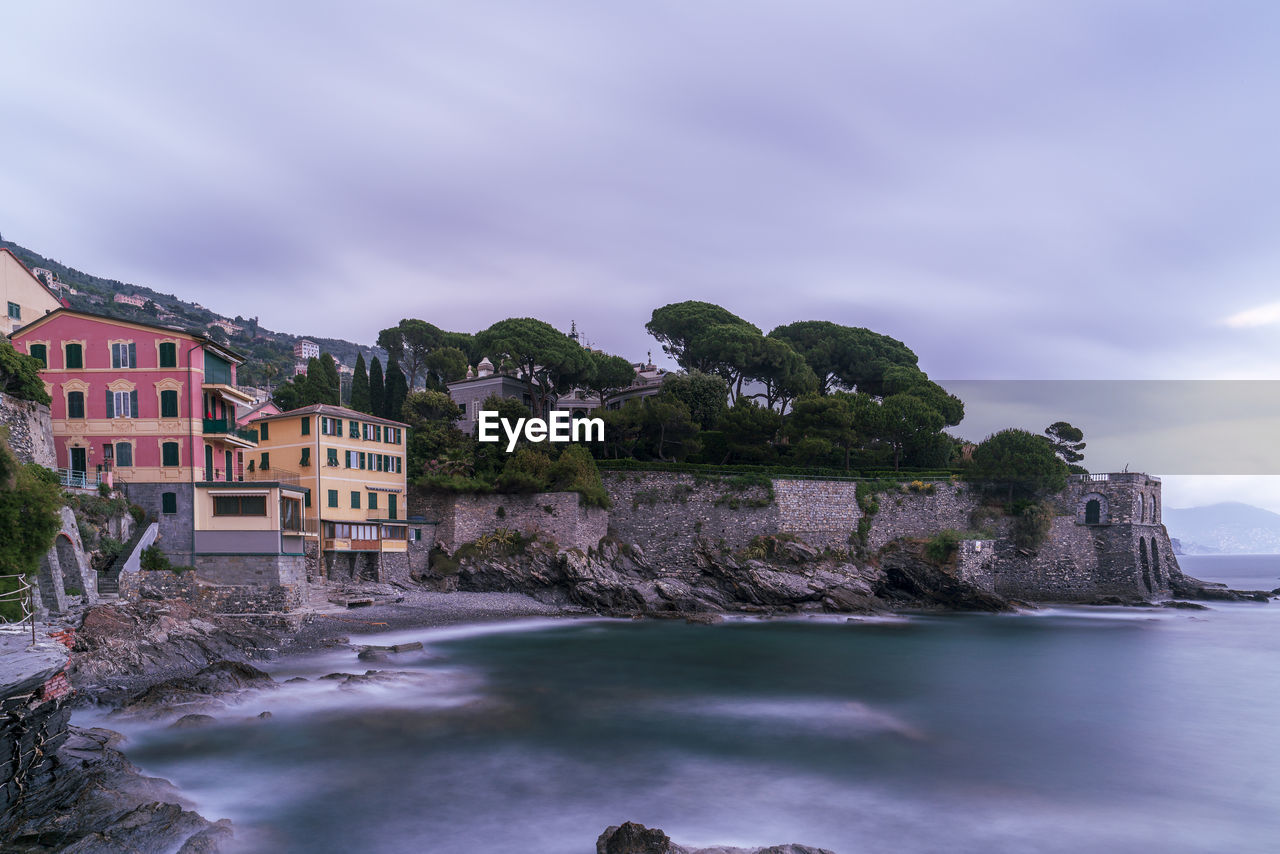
[1139,537,1152,592]
[1138,493,1146,523]
[1152,494,1160,524]
[1079,493,1109,525]
[1150,539,1162,585]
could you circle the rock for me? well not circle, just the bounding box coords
[116,660,276,719]
[169,714,217,729]
[358,649,389,663]
[1163,601,1210,610]
[256,711,273,720]
[597,822,679,854]
[595,822,838,854]
[391,642,423,653]
[876,541,1013,612]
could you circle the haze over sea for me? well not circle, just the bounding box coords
[85,555,1280,854]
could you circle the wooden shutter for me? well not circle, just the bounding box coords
[128,343,137,367]
[105,389,115,418]
[130,390,139,417]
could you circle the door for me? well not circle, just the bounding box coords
[224,450,233,482]
[388,494,397,520]
[70,446,87,475]
[204,444,214,482]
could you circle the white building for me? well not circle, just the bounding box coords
[293,339,320,361]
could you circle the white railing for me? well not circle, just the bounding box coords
[0,573,37,646]
[55,468,102,490]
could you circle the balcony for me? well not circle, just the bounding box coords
[203,417,259,448]
[366,508,402,522]
[241,465,302,487]
[282,516,320,536]
[202,382,255,407]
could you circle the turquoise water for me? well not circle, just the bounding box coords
[94,555,1280,853]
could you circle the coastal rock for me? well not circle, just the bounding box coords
[115,660,276,719]
[875,541,1013,612]
[169,713,218,729]
[1,726,233,853]
[595,822,837,854]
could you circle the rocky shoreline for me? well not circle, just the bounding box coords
[3,546,1275,853]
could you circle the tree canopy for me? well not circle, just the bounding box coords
[476,317,593,416]
[646,301,758,373]
[966,428,1069,500]
[0,340,51,405]
[769,321,919,396]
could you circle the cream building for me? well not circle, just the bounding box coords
[1,249,63,335]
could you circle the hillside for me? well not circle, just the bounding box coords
[1164,502,1280,555]
[0,236,376,387]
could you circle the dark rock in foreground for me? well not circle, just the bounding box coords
[597,821,836,854]
[1,726,232,853]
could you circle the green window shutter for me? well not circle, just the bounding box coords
[327,489,338,508]
[66,343,82,369]
[68,392,84,419]
[116,443,133,466]
[389,494,397,520]
[368,492,378,510]
[105,389,115,418]
[300,447,311,466]
[162,442,180,466]
[260,452,270,469]
[159,342,177,368]
[128,342,137,367]
[161,389,179,418]
[301,417,310,435]
[351,491,360,509]
[29,344,46,367]
[162,492,178,514]
[130,390,139,417]
[349,420,360,438]
[327,448,338,466]
[304,491,312,508]
[359,452,366,470]
[260,422,269,440]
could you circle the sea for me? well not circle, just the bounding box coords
[81,554,1280,853]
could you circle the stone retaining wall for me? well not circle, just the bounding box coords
[412,490,608,553]
[0,391,55,467]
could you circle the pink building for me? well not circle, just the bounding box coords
[11,309,308,579]
[113,293,147,307]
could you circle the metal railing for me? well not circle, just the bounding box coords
[55,467,102,490]
[0,573,37,646]
[242,466,301,487]
[202,418,259,444]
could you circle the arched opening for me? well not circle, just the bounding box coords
[55,534,82,596]
[1085,499,1101,525]
[1152,495,1160,524]
[1150,540,1162,585]
[1139,537,1152,592]
[1138,493,1145,523]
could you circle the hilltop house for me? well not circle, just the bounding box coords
[1,248,65,335]
[251,404,410,581]
[9,309,309,593]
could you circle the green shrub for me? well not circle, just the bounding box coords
[1012,500,1055,551]
[429,547,460,576]
[128,504,147,526]
[924,530,961,564]
[139,544,171,572]
[98,482,112,498]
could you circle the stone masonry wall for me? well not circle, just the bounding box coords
[864,482,980,552]
[0,391,55,467]
[412,490,608,553]
[772,479,861,549]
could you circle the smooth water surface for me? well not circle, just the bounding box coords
[83,555,1280,853]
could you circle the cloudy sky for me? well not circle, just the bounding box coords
[3,2,1279,508]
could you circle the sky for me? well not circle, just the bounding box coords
[3,2,1280,509]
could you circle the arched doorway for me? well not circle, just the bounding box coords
[1150,540,1162,585]
[1085,499,1101,525]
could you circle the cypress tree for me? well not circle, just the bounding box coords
[351,353,371,413]
[369,356,385,419]
[384,353,408,421]
[319,353,341,405]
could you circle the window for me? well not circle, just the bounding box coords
[321,417,342,435]
[300,447,311,467]
[6,301,19,320]
[259,422,270,440]
[327,448,338,467]
[301,417,310,436]
[162,442,180,467]
[304,490,311,508]
[212,495,268,516]
[368,492,378,510]
[29,344,46,367]
[414,528,422,541]
[162,492,178,515]
[65,343,83,369]
[159,342,177,368]
[111,342,137,369]
[351,491,360,509]
[363,423,382,441]
[115,443,133,466]
[160,389,179,418]
[280,497,303,532]
[260,452,270,470]
[107,389,138,418]
[382,526,407,540]
[327,489,338,508]
[67,391,85,419]
[349,420,360,439]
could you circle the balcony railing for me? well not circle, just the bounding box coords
[241,466,301,487]
[366,508,401,521]
[282,516,320,535]
[55,468,101,490]
[202,418,259,444]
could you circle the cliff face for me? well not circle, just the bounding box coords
[413,471,1191,605]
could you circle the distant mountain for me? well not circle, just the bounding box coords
[1164,502,1280,555]
[0,236,377,388]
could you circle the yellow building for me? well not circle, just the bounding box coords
[251,404,409,579]
[1,248,63,335]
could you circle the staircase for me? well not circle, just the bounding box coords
[97,518,154,596]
